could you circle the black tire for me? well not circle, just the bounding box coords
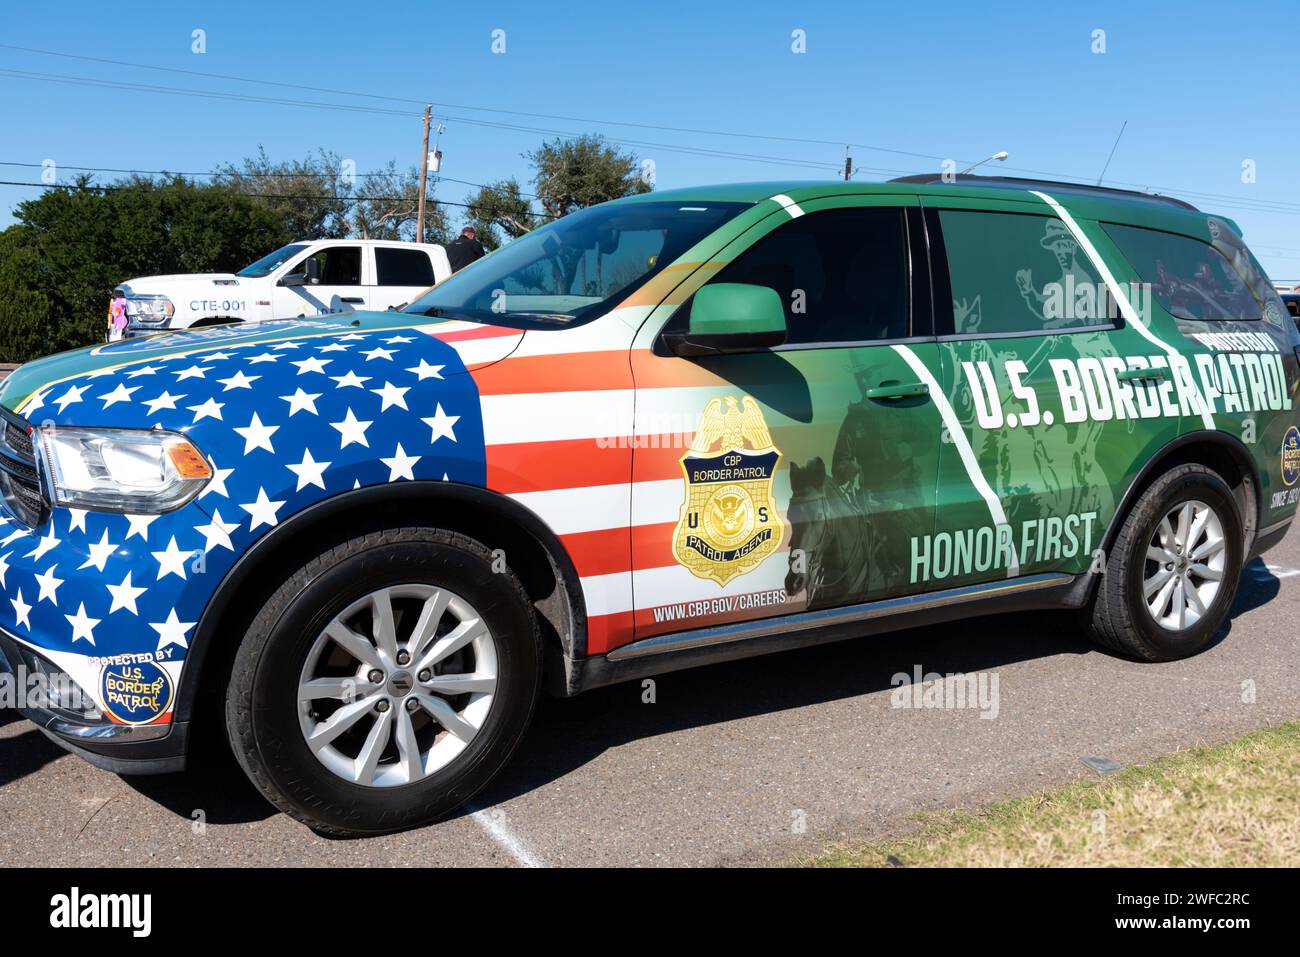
[1084,464,1244,661]
[224,526,541,836]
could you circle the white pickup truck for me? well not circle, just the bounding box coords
[118,239,452,337]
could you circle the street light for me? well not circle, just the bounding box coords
[959,150,1009,175]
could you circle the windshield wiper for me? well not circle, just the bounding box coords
[404,306,480,320]
[504,312,575,324]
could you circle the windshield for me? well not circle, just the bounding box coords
[402,201,748,328]
[237,243,310,278]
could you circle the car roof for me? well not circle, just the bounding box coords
[293,239,444,250]
[616,176,1221,239]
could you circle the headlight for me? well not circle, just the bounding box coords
[125,296,174,324]
[36,427,211,512]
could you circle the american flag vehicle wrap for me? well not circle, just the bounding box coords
[0,293,789,725]
[0,316,509,724]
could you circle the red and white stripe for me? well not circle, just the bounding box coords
[465,318,797,654]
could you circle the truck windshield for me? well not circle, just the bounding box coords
[402,201,748,328]
[238,244,310,278]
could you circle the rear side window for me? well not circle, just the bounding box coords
[1102,223,1264,322]
[707,206,910,345]
[376,248,436,286]
[938,210,1107,335]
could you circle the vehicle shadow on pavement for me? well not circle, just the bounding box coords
[120,736,275,827]
[0,724,68,788]
[475,561,1283,811]
[21,557,1279,832]
[1237,557,1284,610]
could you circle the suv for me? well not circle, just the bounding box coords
[118,239,452,337]
[1,176,1296,835]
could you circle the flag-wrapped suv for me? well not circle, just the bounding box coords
[1,175,1297,835]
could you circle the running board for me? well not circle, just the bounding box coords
[606,572,1076,662]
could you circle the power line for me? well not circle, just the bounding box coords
[0,67,421,117]
[0,42,430,106]
[0,161,544,200]
[0,178,553,218]
[0,67,843,174]
[2,45,1297,218]
[0,41,968,164]
[24,39,1289,197]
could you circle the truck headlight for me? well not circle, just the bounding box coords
[35,427,211,512]
[126,295,175,324]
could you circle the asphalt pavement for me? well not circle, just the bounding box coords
[3,527,1298,867]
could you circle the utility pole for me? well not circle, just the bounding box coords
[416,105,432,243]
[843,147,853,181]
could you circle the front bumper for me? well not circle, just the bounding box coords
[0,488,228,775]
[124,322,169,339]
[0,630,187,773]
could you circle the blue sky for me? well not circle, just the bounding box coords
[2,0,1298,278]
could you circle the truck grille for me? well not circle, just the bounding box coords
[0,406,47,526]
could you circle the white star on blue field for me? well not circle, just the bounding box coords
[1,319,487,661]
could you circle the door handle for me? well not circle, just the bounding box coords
[866,381,929,401]
[340,297,365,304]
[1116,367,1169,383]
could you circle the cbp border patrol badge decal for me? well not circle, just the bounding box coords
[100,660,174,725]
[673,395,785,586]
[1283,426,1300,487]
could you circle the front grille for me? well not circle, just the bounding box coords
[0,406,47,526]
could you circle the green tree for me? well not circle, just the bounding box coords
[352,161,448,244]
[0,227,56,362]
[463,178,538,251]
[216,148,448,245]
[526,135,651,222]
[213,147,351,240]
[0,176,288,362]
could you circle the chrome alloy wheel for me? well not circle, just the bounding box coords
[1142,500,1226,631]
[297,585,498,787]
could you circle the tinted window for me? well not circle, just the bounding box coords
[1103,223,1265,322]
[299,247,362,286]
[707,207,909,345]
[376,248,436,286]
[940,210,1107,335]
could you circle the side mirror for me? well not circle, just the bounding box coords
[664,283,787,357]
[280,256,321,287]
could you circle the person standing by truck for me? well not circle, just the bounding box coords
[446,226,487,272]
[107,287,128,341]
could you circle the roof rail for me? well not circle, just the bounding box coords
[887,173,1199,212]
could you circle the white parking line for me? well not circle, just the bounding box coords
[468,805,548,868]
[1258,563,1300,579]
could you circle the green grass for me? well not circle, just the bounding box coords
[802,723,1300,867]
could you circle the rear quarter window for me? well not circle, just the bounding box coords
[1102,222,1267,322]
[376,248,436,286]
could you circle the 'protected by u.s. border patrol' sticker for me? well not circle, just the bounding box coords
[1282,426,1300,487]
[101,661,174,725]
[673,395,785,586]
